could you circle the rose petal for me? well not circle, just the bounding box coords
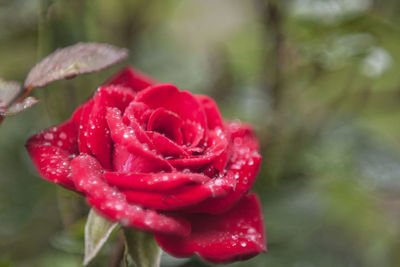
[168,127,228,170]
[147,108,184,145]
[190,122,262,214]
[122,174,234,211]
[227,121,260,151]
[107,108,173,172]
[86,86,135,169]
[103,171,210,192]
[197,95,224,129]
[106,65,156,92]
[72,99,94,154]
[123,101,152,128]
[148,132,188,158]
[26,119,78,190]
[155,194,267,264]
[135,84,207,147]
[121,104,156,154]
[122,102,154,148]
[71,154,191,237]
[113,144,173,174]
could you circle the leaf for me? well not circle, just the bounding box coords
[25,42,129,88]
[0,78,22,108]
[124,228,162,267]
[84,209,118,266]
[0,97,39,117]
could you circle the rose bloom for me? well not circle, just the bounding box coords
[26,66,266,263]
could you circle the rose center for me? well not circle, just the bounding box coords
[147,107,184,145]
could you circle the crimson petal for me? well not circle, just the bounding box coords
[72,99,94,154]
[71,154,191,237]
[122,174,234,211]
[106,108,173,172]
[26,119,78,190]
[155,194,267,264]
[105,65,156,92]
[190,122,262,214]
[197,95,224,129]
[123,101,152,128]
[148,132,188,158]
[86,86,135,169]
[122,113,155,151]
[147,108,184,145]
[168,127,228,169]
[135,84,207,147]
[104,171,210,192]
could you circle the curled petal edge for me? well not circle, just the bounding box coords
[71,154,191,237]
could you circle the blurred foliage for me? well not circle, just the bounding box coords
[2,0,400,266]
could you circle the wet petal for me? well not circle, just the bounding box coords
[168,127,228,170]
[122,174,234,211]
[227,121,260,151]
[122,113,155,151]
[106,108,173,172]
[86,86,135,169]
[147,108,183,145]
[190,122,262,214]
[71,154,190,237]
[155,194,267,264]
[148,132,188,158]
[105,66,156,92]
[135,84,207,147]
[123,101,152,128]
[26,119,78,190]
[103,171,210,192]
[72,100,94,154]
[122,101,153,146]
[197,95,224,129]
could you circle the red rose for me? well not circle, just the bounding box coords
[26,66,266,263]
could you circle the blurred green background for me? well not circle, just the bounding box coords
[2,0,400,266]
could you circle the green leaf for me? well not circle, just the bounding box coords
[0,78,22,108]
[84,209,118,266]
[124,228,161,267]
[25,42,129,88]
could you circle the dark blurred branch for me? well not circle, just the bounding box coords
[38,0,52,59]
[207,46,234,103]
[256,0,284,111]
[108,231,126,267]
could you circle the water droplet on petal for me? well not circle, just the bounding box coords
[44,133,54,141]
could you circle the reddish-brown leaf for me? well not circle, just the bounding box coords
[25,43,129,88]
[0,97,39,117]
[0,78,22,108]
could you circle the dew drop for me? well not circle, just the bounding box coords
[44,133,54,141]
[59,132,67,140]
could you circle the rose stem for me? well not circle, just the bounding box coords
[14,85,34,104]
[108,231,126,267]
